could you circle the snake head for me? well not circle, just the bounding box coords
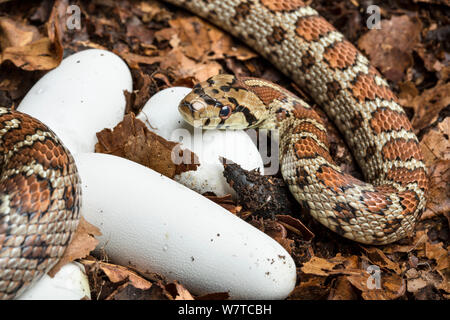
[179,74,268,129]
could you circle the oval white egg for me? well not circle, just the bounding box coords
[137,87,264,196]
[18,49,132,155]
[136,87,193,140]
[74,152,296,299]
[17,263,91,300]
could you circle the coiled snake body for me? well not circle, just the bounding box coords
[173,0,428,244]
[0,108,81,299]
[0,0,427,299]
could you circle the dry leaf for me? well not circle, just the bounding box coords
[328,276,358,300]
[358,15,421,82]
[203,193,242,214]
[151,16,256,82]
[421,160,450,219]
[0,1,64,71]
[425,241,449,271]
[106,282,172,300]
[347,272,406,300]
[48,216,101,276]
[421,119,450,164]
[1,37,61,70]
[96,113,198,178]
[288,276,330,300]
[157,16,256,62]
[45,0,65,66]
[362,247,402,274]
[276,214,315,241]
[161,47,223,82]
[301,254,361,277]
[165,281,195,300]
[0,17,41,48]
[406,268,428,293]
[84,260,153,290]
[405,82,450,133]
[301,256,343,277]
[126,16,154,45]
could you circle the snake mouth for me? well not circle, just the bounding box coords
[178,100,196,123]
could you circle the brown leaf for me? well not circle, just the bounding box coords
[118,50,162,70]
[48,216,101,276]
[45,0,65,66]
[0,1,64,71]
[398,81,419,102]
[301,256,351,277]
[358,15,421,82]
[384,230,429,255]
[405,82,450,133]
[136,1,171,23]
[157,16,256,62]
[362,247,402,274]
[151,16,255,82]
[406,268,428,293]
[288,275,330,300]
[425,241,449,272]
[126,16,154,45]
[276,238,295,255]
[406,268,448,295]
[264,220,288,240]
[420,117,449,165]
[260,219,295,253]
[203,193,242,214]
[89,261,152,290]
[161,47,223,82]
[415,45,445,73]
[276,214,315,241]
[347,272,406,300]
[437,268,450,293]
[124,69,154,113]
[1,37,61,71]
[421,160,450,219]
[0,17,41,48]
[106,282,172,300]
[303,254,361,275]
[165,281,195,300]
[328,276,358,300]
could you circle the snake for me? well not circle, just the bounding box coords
[0,0,428,299]
[170,0,428,245]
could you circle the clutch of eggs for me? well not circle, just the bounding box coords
[16,49,296,299]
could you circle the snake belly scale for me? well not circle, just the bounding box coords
[170,0,428,245]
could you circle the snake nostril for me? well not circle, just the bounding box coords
[191,101,206,112]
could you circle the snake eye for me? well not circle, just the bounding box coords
[219,105,231,119]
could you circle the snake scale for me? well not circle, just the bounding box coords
[173,0,428,244]
[0,0,427,299]
[0,109,81,299]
